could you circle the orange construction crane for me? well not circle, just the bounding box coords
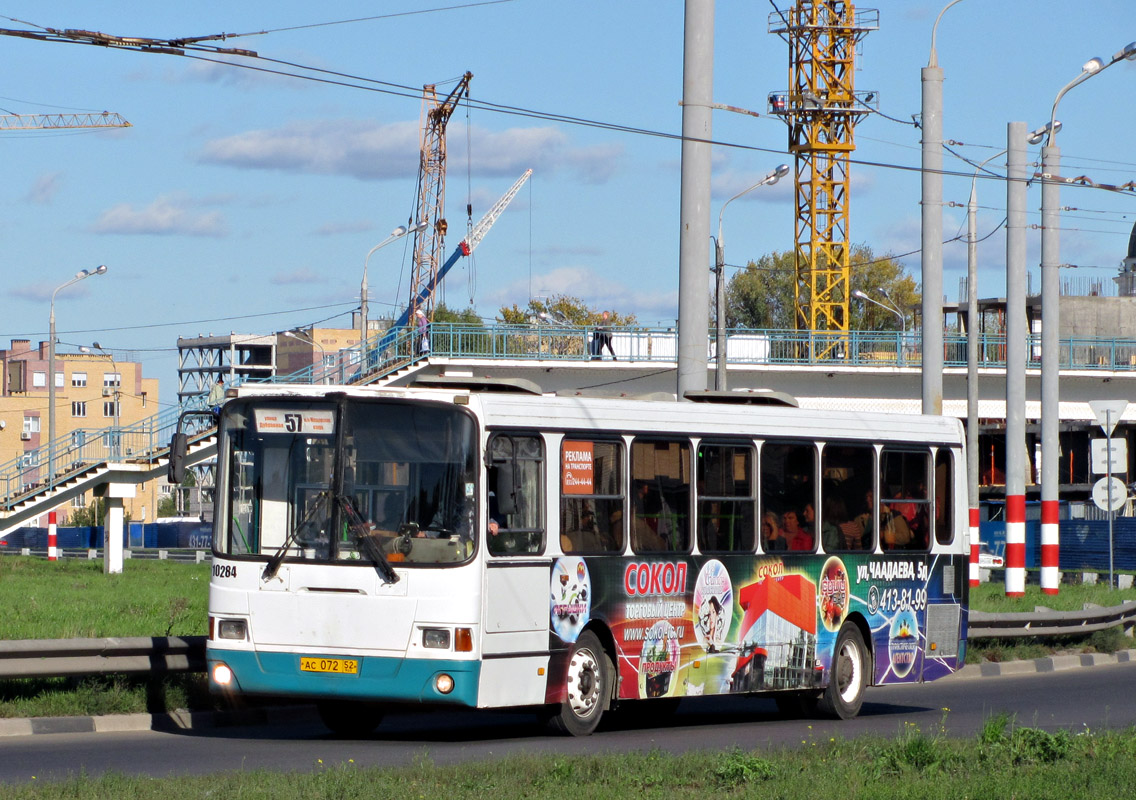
[408,72,472,322]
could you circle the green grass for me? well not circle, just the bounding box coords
[7,720,1136,798]
[970,578,1136,614]
[0,557,208,639]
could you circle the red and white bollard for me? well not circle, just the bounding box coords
[1005,494,1026,597]
[968,506,980,588]
[47,510,58,561]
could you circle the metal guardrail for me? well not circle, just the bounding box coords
[969,600,1136,639]
[4,603,1135,680]
[0,636,206,679]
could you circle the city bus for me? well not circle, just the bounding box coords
[188,377,968,736]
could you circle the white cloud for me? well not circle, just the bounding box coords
[26,172,62,205]
[313,219,373,236]
[487,266,677,323]
[271,267,327,285]
[198,120,623,184]
[89,195,228,237]
[198,119,420,180]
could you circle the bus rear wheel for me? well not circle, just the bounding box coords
[548,630,611,736]
[317,700,384,737]
[818,623,868,719]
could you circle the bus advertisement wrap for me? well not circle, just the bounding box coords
[548,553,963,701]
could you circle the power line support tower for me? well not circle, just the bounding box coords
[409,72,472,322]
[768,3,877,359]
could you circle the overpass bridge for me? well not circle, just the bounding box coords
[5,322,1136,544]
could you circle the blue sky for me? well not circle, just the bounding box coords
[2,1,1134,407]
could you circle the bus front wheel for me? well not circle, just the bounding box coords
[818,623,868,719]
[548,630,611,736]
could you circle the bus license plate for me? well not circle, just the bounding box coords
[300,657,359,675]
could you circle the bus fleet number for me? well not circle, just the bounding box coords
[212,564,237,579]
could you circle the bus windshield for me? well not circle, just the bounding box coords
[217,398,478,567]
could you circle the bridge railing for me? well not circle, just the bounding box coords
[9,324,1136,511]
[0,397,207,511]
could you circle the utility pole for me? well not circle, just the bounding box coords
[677,0,714,401]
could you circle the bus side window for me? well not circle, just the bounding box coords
[560,439,623,555]
[934,448,954,546]
[697,443,755,553]
[880,448,931,551]
[759,441,815,554]
[631,438,691,553]
[820,444,873,553]
[487,434,545,555]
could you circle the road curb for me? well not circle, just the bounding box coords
[953,648,1136,679]
[0,704,318,738]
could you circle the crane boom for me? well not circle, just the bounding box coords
[368,169,533,364]
[0,112,131,131]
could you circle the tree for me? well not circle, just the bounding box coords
[499,294,637,326]
[67,498,130,527]
[726,244,918,331]
[432,303,484,325]
[157,493,178,518]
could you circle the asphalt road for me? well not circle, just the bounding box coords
[3,662,1135,785]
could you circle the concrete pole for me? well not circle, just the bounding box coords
[677,0,714,401]
[920,64,944,416]
[966,178,980,586]
[1039,143,1061,595]
[1004,122,1028,597]
[100,482,134,575]
[715,239,727,391]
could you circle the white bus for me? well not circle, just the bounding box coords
[191,378,969,736]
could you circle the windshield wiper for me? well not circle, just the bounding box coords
[261,491,330,581]
[336,495,401,584]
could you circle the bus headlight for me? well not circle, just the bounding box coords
[213,663,234,686]
[435,673,455,694]
[217,619,248,640]
[422,628,451,649]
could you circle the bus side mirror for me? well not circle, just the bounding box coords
[168,432,188,484]
[495,463,518,515]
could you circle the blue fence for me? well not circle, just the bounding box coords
[982,518,1136,572]
[1,520,211,550]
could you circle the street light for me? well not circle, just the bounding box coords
[360,222,429,350]
[283,330,326,384]
[48,265,108,480]
[91,342,120,460]
[713,163,789,390]
[1037,41,1136,593]
[963,122,1056,585]
[921,0,968,416]
[853,290,905,364]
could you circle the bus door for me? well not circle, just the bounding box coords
[480,434,550,707]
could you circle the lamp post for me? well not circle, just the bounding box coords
[48,265,108,480]
[360,222,428,351]
[920,0,967,415]
[284,330,326,384]
[853,290,905,364]
[1036,41,1136,594]
[963,124,1054,587]
[713,164,789,391]
[91,342,120,460]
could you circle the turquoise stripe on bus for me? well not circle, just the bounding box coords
[208,650,481,707]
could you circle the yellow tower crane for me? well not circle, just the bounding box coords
[768,2,877,359]
[0,111,130,131]
[408,72,472,323]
